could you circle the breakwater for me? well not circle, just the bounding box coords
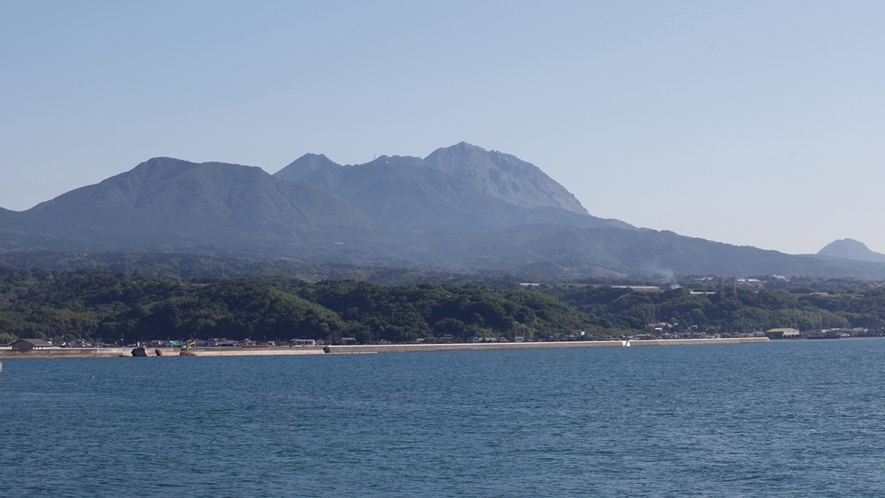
[0,347,186,358]
[0,347,134,358]
[0,337,769,358]
[184,347,325,357]
[0,346,327,358]
[323,337,769,354]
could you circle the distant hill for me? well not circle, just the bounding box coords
[818,239,885,263]
[400,224,885,279]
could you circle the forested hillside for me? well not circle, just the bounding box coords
[2,267,884,345]
[0,268,593,344]
[542,285,885,333]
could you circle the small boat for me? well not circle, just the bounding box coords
[131,346,147,357]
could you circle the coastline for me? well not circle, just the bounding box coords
[323,337,769,354]
[0,347,171,358]
[0,337,769,358]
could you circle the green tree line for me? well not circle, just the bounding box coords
[0,268,595,343]
[3,266,885,344]
[542,285,885,333]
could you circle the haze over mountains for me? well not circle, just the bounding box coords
[1,143,883,278]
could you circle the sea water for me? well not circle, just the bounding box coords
[2,339,885,497]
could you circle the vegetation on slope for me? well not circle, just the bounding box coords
[2,265,885,345]
[542,285,885,333]
[0,268,594,344]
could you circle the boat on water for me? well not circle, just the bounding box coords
[131,346,148,357]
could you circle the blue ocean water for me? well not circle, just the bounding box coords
[3,339,885,497]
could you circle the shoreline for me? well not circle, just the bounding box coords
[0,337,769,358]
[323,337,769,354]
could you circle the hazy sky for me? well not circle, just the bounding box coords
[2,1,883,255]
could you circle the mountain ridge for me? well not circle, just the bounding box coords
[2,146,884,279]
[276,153,629,231]
[1,157,378,255]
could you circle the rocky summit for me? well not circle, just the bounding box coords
[275,147,625,231]
[423,142,589,215]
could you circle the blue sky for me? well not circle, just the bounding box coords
[1,1,883,255]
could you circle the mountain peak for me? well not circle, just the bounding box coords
[129,156,201,178]
[425,142,511,171]
[818,238,885,263]
[424,143,589,215]
[275,153,342,183]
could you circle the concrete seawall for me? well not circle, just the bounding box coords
[628,337,770,347]
[0,346,326,358]
[184,347,325,357]
[0,347,184,358]
[0,337,769,358]
[324,337,770,354]
[0,347,133,358]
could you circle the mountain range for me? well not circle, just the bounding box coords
[1,143,883,279]
[274,145,627,231]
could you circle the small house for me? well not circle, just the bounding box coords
[11,339,52,350]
